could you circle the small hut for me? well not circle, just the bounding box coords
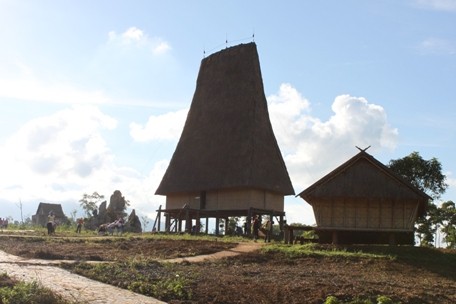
[298,150,430,245]
[32,202,67,227]
[155,42,294,234]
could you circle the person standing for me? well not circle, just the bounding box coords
[76,218,84,233]
[252,215,260,241]
[47,211,56,235]
[264,220,272,243]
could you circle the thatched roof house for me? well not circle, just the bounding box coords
[32,202,67,227]
[155,43,294,234]
[298,150,430,245]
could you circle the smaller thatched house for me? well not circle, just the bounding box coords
[298,150,431,245]
[32,202,67,227]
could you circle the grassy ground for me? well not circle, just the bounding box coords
[0,228,455,303]
[0,273,70,304]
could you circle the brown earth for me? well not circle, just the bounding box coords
[0,234,455,304]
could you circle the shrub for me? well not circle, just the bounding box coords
[376,295,394,304]
[324,295,341,304]
[0,280,68,304]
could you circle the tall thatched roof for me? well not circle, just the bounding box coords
[156,42,294,196]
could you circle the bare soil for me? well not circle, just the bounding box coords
[0,235,455,304]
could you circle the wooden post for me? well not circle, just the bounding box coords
[185,208,191,233]
[157,208,161,232]
[246,208,252,236]
[165,214,170,232]
[332,230,339,245]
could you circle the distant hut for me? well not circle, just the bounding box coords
[155,42,294,234]
[298,150,430,245]
[32,202,67,227]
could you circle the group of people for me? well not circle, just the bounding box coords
[0,218,8,230]
[97,218,125,236]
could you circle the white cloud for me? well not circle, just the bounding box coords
[153,41,172,55]
[0,62,110,104]
[129,109,188,142]
[122,27,144,42]
[0,105,168,222]
[414,0,456,11]
[267,84,398,192]
[0,105,117,201]
[107,27,172,55]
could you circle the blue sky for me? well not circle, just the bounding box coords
[0,0,455,228]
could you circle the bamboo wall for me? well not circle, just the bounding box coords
[312,198,419,231]
[166,188,284,211]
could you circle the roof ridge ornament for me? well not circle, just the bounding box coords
[356,145,371,152]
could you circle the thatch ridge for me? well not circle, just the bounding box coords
[156,42,294,196]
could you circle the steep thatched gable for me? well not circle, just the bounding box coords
[156,43,294,196]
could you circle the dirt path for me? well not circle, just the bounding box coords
[0,241,263,303]
[162,241,263,263]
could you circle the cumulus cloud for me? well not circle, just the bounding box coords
[268,84,398,191]
[0,105,117,201]
[266,84,398,224]
[0,105,168,223]
[129,109,188,142]
[107,27,171,55]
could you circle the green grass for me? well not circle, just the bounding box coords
[261,243,395,260]
[63,259,193,302]
[0,273,71,304]
[323,294,401,304]
[2,224,247,244]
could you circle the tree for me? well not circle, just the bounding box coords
[79,192,105,218]
[16,199,24,224]
[141,215,150,231]
[388,152,448,246]
[437,201,456,248]
[388,151,447,200]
